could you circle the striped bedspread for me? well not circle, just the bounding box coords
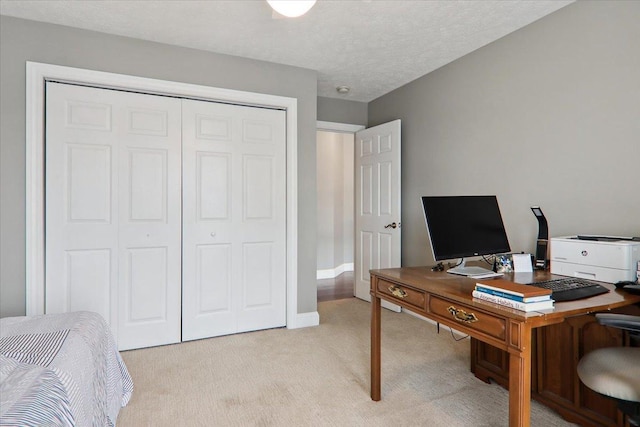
[0,311,133,426]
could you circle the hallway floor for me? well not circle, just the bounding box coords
[317,271,354,302]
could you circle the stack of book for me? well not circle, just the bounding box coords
[472,279,554,312]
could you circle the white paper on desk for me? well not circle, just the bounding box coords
[512,253,533,272]
[513,272,535,283]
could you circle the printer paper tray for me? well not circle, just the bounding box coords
[550,261,633,283]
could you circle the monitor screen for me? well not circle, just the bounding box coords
[421,195,511,261]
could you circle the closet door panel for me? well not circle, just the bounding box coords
[66,144,112,222]
[197,244,232,313]
[124,247,168,321]
[64,249,112,318]
[185,243,235,338]
[46,84,119,333]
[127,149,167,221]
[198,152,231,220]
[182,103,234,341]
[46,82,181,350]
[242,242,273,307]
[236,107,286,333]
[182,99,286,341]
[243,155,274,220]
[117,92,182,351]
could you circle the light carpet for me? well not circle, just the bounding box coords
[117,298,576,426]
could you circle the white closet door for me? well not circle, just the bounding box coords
[45,82,182,350]
[182,99,286,341]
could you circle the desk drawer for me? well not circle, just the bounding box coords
[429,296,506,341]
[377,279,426,310]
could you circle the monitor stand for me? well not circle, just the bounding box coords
[446,259,501,278]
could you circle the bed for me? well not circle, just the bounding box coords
[0,311,133,426]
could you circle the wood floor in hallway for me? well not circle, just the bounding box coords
[317,271,354,302]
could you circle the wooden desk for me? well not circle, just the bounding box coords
[369,267,640,427]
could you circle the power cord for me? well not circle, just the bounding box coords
[481,254,496,266]
[435,322,469,341]
[449,326,469,342]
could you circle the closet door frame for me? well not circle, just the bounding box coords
[25,61,308,329]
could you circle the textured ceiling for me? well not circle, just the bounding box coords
[0,0,573,102]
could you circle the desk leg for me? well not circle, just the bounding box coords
[371,294,381,401]
[508,326,532,427]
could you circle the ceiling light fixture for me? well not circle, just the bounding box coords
[267,0,317,18]
[336,86,350,94]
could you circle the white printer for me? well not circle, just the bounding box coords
[550,236,640,283]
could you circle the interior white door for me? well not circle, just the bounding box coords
[181,99,287,341]
[354,120,402,310]
[45,82,182,350]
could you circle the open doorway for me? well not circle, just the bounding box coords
[316,122,362,302]
[315,120,402,307]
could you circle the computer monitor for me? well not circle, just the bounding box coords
[421,195,511,276]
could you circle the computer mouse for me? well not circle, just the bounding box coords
[614,280,638,289]
[622,284,640,295]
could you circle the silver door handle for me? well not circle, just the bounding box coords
[384,222,397,229]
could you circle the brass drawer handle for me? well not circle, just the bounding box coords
[388,285,408,299]
[448,306,479,324]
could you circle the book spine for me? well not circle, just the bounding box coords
[475,286,551,302]
[475,282,525,297]
[473,290,526,310]
[475,286,525,302]
[472,290,552,311]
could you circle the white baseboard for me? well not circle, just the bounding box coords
[288,311,320,329]
[316,263,354,279]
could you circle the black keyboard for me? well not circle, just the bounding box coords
[530,278,609,302]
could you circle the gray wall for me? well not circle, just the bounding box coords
[317,97,368,126]
[0,16,318,317]
[369,1,640,267]
[316,131,354,273]
[341,135,355,266]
